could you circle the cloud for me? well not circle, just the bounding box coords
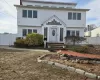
[81,0,100,26]
[0,21,17,33]
[0,0,74,33]
[0,0,19,33]
[0,0,100,33]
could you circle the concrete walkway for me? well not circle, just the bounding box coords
[0,46,50,52]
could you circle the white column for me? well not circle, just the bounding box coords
[48,27,50,42]
[58,27,60,42]
[63,27,66,43]
[42,26,44,35]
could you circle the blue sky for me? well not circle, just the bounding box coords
[0,0,100,33]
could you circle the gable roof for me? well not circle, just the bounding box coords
[42,15,67,26]
[22,0,77,5]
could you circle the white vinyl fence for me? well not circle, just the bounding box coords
[0,34,17,46]
[82,37,100,45]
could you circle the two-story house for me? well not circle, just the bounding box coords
[15,0,89,43]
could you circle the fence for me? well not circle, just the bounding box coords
[0,34,100,46]
[0,34,17,46]
[82,37,100,45]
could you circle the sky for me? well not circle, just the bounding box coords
[0,0,100,33]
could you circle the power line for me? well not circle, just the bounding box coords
[0,0,17,19]
[0,11,17,19]
[3,0,16,12]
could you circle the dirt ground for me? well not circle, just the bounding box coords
[43,54,100,76]
[0,48,93,80]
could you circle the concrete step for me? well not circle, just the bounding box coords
[47,43,66,50]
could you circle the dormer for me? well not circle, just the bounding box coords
[20,0,77,8]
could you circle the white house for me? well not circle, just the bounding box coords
[14,0,89,43]
[85,27,100,37]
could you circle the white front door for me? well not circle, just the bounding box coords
[50,28,57,42]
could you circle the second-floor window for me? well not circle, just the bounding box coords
[77,13,81,20]
[28,10,32,18]
[68,12,81,20]
[33,11,37,18]
[73,13,76,20]
[68,12,72,20]
[22,10,27,18]
[22,10,38,18]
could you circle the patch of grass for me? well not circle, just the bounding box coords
[66,45,88,53]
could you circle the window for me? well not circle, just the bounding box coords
[77,13,81,20]
[52,30,55,36]
[28,29,32,34]
[23,29,27,36]
[44,27,48,38]
[67,30,70,36]
[73,13,76,20]
[68,12,72,20]
[33,29,37,33]
[22,10,27,17]
[28,10,32,18]
[60,28,63,41]
[68,12,81,20]
[76,31,80,36]
[72,31,75,36]
[33,11,37,18]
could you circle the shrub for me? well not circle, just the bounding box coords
[14,33,43,48]
[79,46,88,53]
[25,33,43,47]
[86,44,94,48]
[65,36,86,45]
[14,38,26,48]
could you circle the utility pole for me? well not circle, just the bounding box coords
[88,25,91,37]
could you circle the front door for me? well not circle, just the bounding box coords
[50,28,57,42]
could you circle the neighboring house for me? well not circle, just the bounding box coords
[84,24,97,32]
[85,27,100,37]
[14,0,89,43]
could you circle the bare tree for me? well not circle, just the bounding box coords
[65,36,86,45]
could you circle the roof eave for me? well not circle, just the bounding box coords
[14,5,90,11]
